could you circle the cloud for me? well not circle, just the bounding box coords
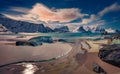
[3,2,120,29]
[98,3,120,17]
[79,3,120,26]
[4,3,88,23]
[80,14,98,24]
[8,7,30,13]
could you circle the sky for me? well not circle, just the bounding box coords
[0,0,120,30]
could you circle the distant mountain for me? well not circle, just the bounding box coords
[83,26,91,32]
[0,24,8,32]
[0,14,54,33]
[72,26,87,33]
[72,26,106,33]
[72,26,80,32]
[0,14,118,33]
[77,26,87,33]
[0,24,10,33]
[91,26,105,33]
[54,26,69,33]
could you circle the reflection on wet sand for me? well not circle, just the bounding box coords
[22,63,38,74]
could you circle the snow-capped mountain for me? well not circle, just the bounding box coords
[72,26,106,33]
[72,26,91,33]
[77,26,87,33]
[72,26,80,32]
[0,24,12,33]
[91,26,105,33]
[0,14,54,33]
[0,24,8,32]
[0,14,119,33]
[83,26,91,32]
[0,14,71,33]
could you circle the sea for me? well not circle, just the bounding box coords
[0,32,114,39]
[20,32,114,39]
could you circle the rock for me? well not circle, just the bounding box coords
[16,41,42,46]
[111,34,120,40]
[98,44,120,67]
[93,63,107,74]
[58,39,67,42]
[29,36,53,43]
[16,36,53,46]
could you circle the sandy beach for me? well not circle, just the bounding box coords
[0,42,72,66]
[0,38,120,74]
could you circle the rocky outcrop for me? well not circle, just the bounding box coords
[16,36,53,46]
[111,34,120,39]
[29,36,53,43]
[16,41,43,46]
[98,44,120,67]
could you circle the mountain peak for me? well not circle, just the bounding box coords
[0,24,12,33]
[72,25,106,33]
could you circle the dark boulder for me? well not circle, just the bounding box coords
[93,63,107,74]
[29,36,53,43]
[16,41,42,46]
[98,44,120,67]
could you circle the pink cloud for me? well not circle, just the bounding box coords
[29,3,88,22]
[4,3,88,23]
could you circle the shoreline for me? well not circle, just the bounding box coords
[0,38,120,74]
[0,42,72,66]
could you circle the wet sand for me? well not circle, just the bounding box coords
[74,52,120,74]
[0,39,120,74]
[0,42,72,66]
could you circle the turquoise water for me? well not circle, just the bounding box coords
[0,32,114,39]
[36,33,101,38]
[34,33,114,39]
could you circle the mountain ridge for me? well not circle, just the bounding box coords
[0,14,119,33]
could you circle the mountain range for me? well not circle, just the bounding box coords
[73,26,106,33]
[0,24,12,33]
[0,14,119,33]
[0,14,54,33]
